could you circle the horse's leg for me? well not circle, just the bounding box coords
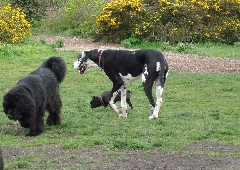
[119,85,127,118]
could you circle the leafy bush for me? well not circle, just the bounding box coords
[144,0,240,44]
[29,0,239,44]
[96,0,240,44]
[38,0,105,37]
[63,0,105,37]
[120,36,142,48]
[96,0,145,42]
[8,0,47,22]
[0,3,31,45]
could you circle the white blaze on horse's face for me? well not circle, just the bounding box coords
[73,51,89,74]
[73,58,81,70]
[73,51,84,70]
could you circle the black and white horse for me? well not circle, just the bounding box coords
[73,49,168,120]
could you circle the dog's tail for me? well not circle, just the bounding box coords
[159,57,169,88]
[42,56,66,83]
[163,62,168,85]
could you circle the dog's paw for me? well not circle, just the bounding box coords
[119,114,127,118]
[46,119,59,126]
[149,114,158,120]
[118,108,122,113]
[26,131,38,136]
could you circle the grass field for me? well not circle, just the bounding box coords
[126,40,240,60]
[0,38,240,168]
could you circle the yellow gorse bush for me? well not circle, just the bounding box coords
[96,0,143,41]
[156,0,240,44]
[96,0,240,44]
[0,4,31,45]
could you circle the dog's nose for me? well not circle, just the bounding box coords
[7,114,12,119]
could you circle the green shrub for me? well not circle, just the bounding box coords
[159,0,240,44]
[96,0,239,44]
[30,0,239,44]
[120,36,142,48]
[0,3,31,45]
[64,0,104,37]
[96,0,145,42]
[8,0,47,22]
[146,0,240,44]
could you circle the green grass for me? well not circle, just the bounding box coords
[122,40,240,60]
[0,37,240,168]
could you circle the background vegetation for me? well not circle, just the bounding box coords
[1,0,239,44]
[0,3,31,45]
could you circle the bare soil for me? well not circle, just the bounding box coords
[2,35,240,170]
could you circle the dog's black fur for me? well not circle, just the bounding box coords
[73,49,168,120]
[2,57,66,136]
[90,90,133,109]
[0,147,3,170]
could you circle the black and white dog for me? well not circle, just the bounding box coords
[73,49,168,120]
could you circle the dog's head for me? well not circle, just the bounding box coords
[73,51,90,74]
[3,92,34,125]
[73,49,105,74]
[3,96,23,125]
[4,107,22,125]
[90,96,104,108]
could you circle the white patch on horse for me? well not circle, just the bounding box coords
[156,62,161,71]
[119,86,127,118]
[109,90,120,113]
[143,64,148,75]
[73,60,80,70]
[165,69,169,78]
[142,64,148,83]
[119,73,139,84]
[149,86,163,120]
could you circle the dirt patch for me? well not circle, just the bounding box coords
[34,34,240,74]
[2,141,240,169]
[2,35,240,169]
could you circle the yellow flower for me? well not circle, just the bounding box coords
[172,27,178,31]
[172,9,177,15]
[0,3,31,45]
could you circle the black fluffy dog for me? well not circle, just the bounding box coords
[2,57,66,136]
[90,90,133,109]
